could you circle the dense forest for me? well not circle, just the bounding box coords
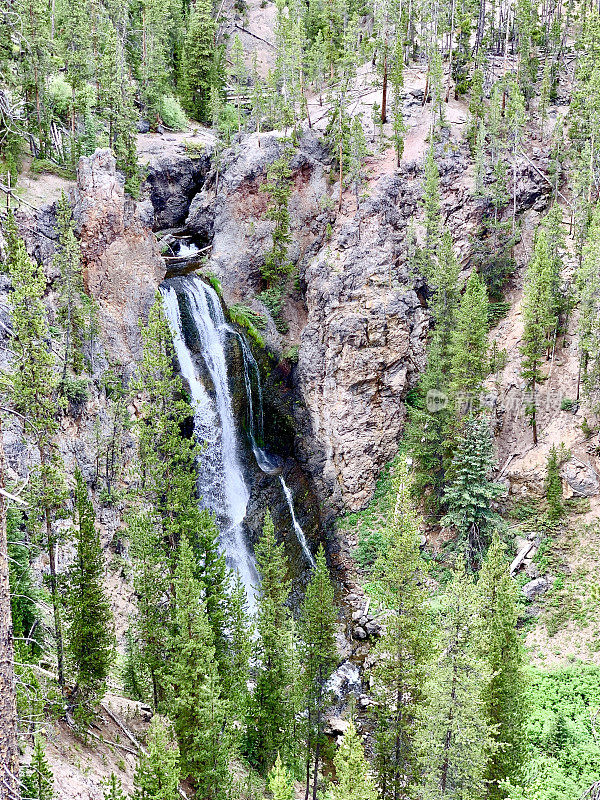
[3,0,600,798]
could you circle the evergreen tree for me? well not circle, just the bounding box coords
[520,229,556,443]
[133,715,180,800]
[260,150,294,284]
[66,469,115,710]
[450,271,489,407]
[127,510,170,708]
[369,458,432,800]
[224,570,253,722]
[423,143,442,259]
[418,566,491,800]
[324,720,377,800]
[22,733,54,800]
[268,754,295,800]
[103,774,126,800]
[405,232,460,507]
[545,445,564,521]
[577,204,600,402]
[179,0,216,122]
[442,417,504,564]
[165,535,230,798]
[2,214,68,689]
[477,536,527,800]
[246,510,293,773]
[53,192,90,378]
[300,545,337,800]
[8,509,42,661]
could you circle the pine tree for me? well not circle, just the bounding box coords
[545,445,563,521]
[224,571,253,722]
[179,0,216,122]
[369,458,432,800]
[8,509,42,661]
[103,774,126,800]
[165,535,230,798]
[418,566,491,800]
[133,715,180,800]
[66,469,115,711]
[2,214,68,689]
[577,204,600,401]
[53,192,90,378]
[423,144,442,259]
[477,536,527,800]
[390,35,406,166]
[450,271,489,407]
[246,510,293,773]
[348,115,368,209]
[325,720,377,800]
[520,229,556,444]
[260,151,294,284]
[300,545,337,800]
[268,754,295,800]
[127,510,170,708]
[22,733,54,800]
[442,417,504,564]
[405,232,460,507]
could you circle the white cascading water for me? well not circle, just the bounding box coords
[279,476,315,567]
[160,278,260,610]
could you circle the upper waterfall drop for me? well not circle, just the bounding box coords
[160,277,259,611]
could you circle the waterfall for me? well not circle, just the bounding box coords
[162,272,315,596]
[160,278,259,611]
[279,476,315,568]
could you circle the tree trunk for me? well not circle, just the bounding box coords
[47,519,65,691]
[0,416,21,800]
[381,51,388,124]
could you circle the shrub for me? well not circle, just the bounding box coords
[59,376,89,406]
[560,398,577,412]
[159,95,188,131]
[48,75,72,118]
[228,304,267,348]
[30,159,76,180]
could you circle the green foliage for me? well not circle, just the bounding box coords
[245,510,293,772]
[451,271,489,403]
[158,95,188,130]
[477,537,528,799]
[133,716,180,800]
[323,720,377,800]
[179,0,216,122]
[368,458,432,800]
[268,754,294,800]
[229,304,267,348]
[339,456,399,569]
[545,447,564,521]
[29,159,76,179]
[22,733,54,800]
[418,566,491,800]
[66,469,115,711]
[164,535,230,797]
[442,417,504,563]
[507,665,600,800]
[103,774,125,800]
[260,152,294,285]
[300,545,337,796]
[520,229,557,443]
[8,509,43,660]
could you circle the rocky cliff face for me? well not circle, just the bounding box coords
[154,130,552,522]
[74,149,165,370]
